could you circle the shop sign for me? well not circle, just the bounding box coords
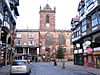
[53,50,55,53]
[84,41,91,47]
[94,47,100,51]
[87,47,92,53]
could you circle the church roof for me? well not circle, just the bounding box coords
[44,4,51,10]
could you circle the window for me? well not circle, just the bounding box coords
[72,34,74,39]
[0,1,3,14]
[92,12,100,27]
[29,33,34,38]
[77,26,81,36]
[92,18,98,27]
[82,25,86,32]
[16,48,23,53]
[16,33,21,38]
[97,11,100,24]
[28,40,34,45]
[59,34,65,46]
[45,33,52,46]
[82,19,87,32]
[17,40,21,45]
[98,0,100,4]
[88,56,92,63]
[46,15,49,23]
[73,26,81,39]
[86,0,93,7]
[79,7,85,16]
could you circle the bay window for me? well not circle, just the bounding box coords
[92,11,100,27]
[82,19,87,32]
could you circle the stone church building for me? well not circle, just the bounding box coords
[15,4,73,61]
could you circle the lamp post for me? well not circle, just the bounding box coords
[39,30,42,61]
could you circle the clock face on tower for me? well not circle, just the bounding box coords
[46,23,50,27]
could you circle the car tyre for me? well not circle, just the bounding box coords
[26,73,30,75]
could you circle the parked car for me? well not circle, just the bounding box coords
[10,60,31,75]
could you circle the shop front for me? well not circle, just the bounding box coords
[93,47,100,69]
[74,49,84,65]
[84,47,94,67]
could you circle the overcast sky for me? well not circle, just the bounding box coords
[16,0,80,30]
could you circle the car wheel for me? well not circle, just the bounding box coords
[30,69,31,73]
[26,73,30,75]
[10,73,12,75]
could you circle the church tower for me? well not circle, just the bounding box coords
[39,4,56,31]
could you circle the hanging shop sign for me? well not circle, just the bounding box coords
[86,47,92,53]
[84,41,91,47]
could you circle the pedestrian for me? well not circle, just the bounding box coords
[54,60,57,66]
[62,59,65,69]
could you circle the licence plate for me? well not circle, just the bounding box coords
[16,67,22,69]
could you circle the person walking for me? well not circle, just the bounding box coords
[54,60,57,66]
[62,59,66,69]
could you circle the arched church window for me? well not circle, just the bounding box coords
[58,34,66,46]
[45,33,52,46]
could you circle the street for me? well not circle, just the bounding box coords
[0,61,100,75]
[30,62,97,75]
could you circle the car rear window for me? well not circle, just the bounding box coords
[12,61,26,66]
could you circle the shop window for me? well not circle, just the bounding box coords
[88,56,92,63]
[17,48,23,53]
[94,57,96,65]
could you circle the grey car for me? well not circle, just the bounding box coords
[10,60,31,75]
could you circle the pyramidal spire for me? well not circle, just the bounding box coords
[44,0,51,10]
